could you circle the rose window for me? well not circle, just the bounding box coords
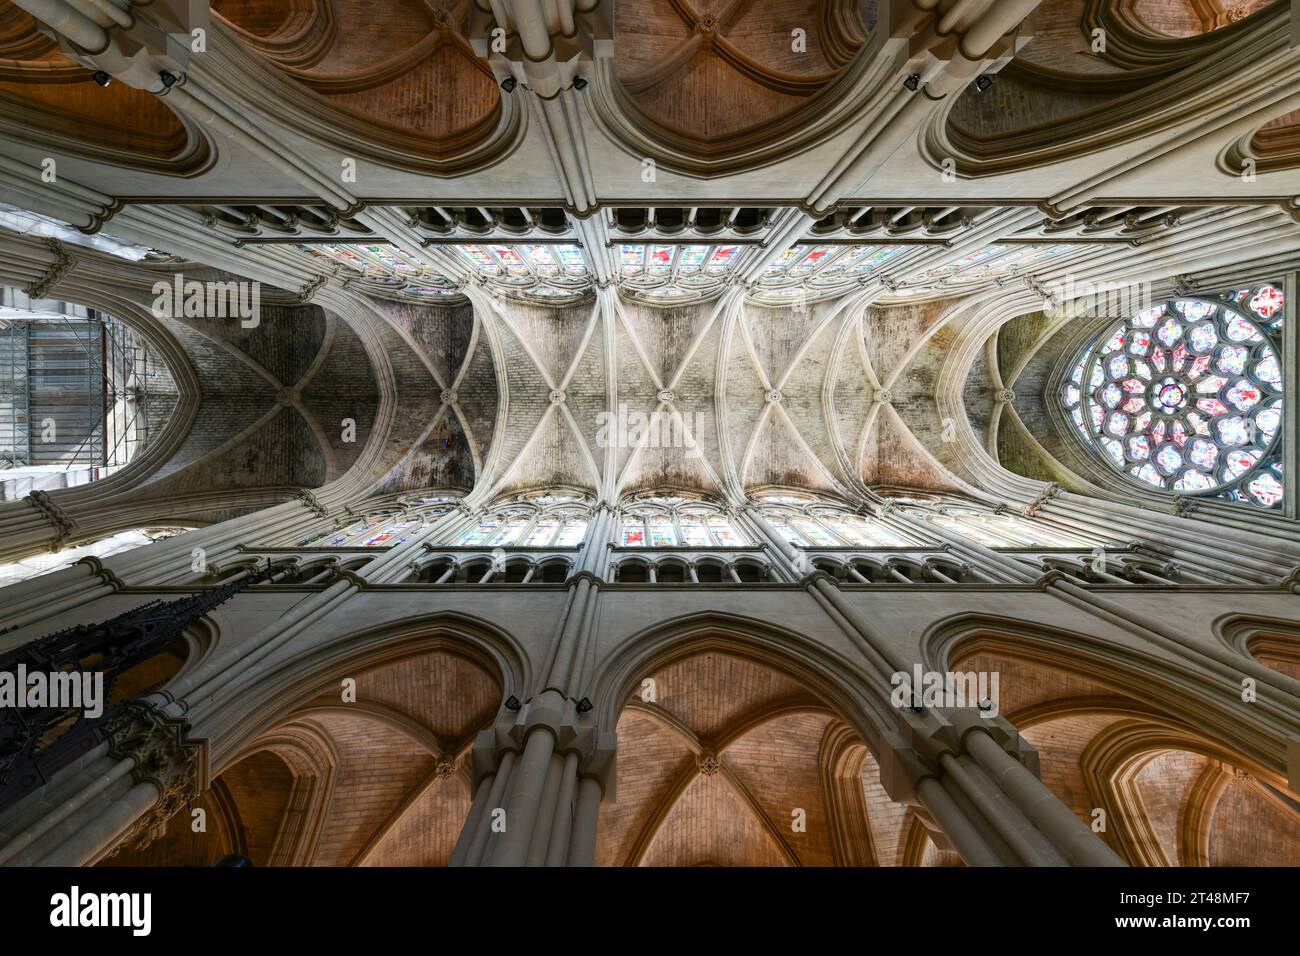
[1060,289,1285,508]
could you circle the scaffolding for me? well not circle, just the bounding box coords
[0,318,30,468]
[0,299,150,478]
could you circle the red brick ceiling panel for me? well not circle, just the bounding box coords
[612,0,861,143]
[0,1,197,165]
[214,0,501,151]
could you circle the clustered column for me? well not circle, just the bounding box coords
[741,502,1126,866]
[451,504,618,866]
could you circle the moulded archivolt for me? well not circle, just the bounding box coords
[0,8,214,176]
[208,5,525,177]
[584,1,886,179]
[930,1,1290,179]
[1220,106,1300,178]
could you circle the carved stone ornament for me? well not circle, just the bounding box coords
[23,238,77,300]
[696,749,721,776]
[102,700,205,856]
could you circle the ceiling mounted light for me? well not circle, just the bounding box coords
[501,75,518,93]
[903,73,920,92]
[974,74,994,94]
[573,75,588,91]
[92,71,111,88]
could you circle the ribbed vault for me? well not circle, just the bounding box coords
[596,646,945,867]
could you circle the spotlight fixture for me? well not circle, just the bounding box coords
[903,73,920,92]
[572,75,588,91]
[576,696,593,714]
[158,70,178,88]
[978,698,995,712]
[92,70,111,88]
[974,74,994,94]
[504,694,522,711]
[500,75,517,93]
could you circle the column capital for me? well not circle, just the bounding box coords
[101,699,206,858]
[471,691,605,784]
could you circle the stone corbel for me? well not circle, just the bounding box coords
[31,0,210,94]
[897,706,1040,784]
[292,275,327,304]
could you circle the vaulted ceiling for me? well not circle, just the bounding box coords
[0,2,207,171]
[212,0,503,157]
[3,0,1291,871]
[103,646,500,867]
[953,638,1300,866]
[1,0,1298,517]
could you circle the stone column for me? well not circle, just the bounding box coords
[450,690,615,867]
[452,545,617,865]
[0,698,204,866]
[740,501,1127,865]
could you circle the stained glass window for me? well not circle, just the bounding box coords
[343,518,421,546]
[617,243,744,303]
[554,245,587,274]
[619,501,746,547]
[764,248,801,275]
[705,246,738,273]
[461,519,499,545]
[457,245,501,274]
[707,515,742,546]
[621,244,645,274]
[555,520,588,546]
[769,518,806,546]
[647,246,674,274]
[1059,291,1284,509]
[761,506,906,547]
[525,519,560,545]
[820,513,907,547]
[647,515,677,547]
[921,509,1098,548]
[789,516,837,545]
[677,245,708,271]
[680,515,711,546]
[490,517,529,545]
[458,508,589,548]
